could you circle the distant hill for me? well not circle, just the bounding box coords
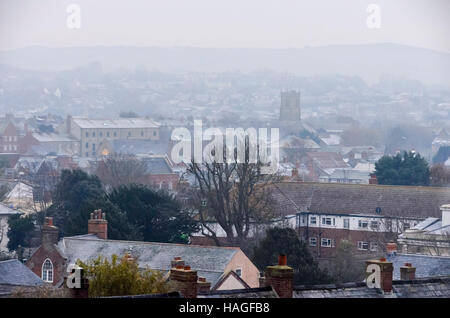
[1,44,449,87]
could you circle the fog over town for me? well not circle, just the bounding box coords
[0,0,450,302]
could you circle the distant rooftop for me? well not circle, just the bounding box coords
[72,117,160,129]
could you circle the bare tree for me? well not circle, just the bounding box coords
[95,154,148,189]
[187,137,279,246]
[430,164,450,187]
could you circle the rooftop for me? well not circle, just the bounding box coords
[72,118,159,129]
[272,182,450,218]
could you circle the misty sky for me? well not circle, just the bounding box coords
[0,0,449,53]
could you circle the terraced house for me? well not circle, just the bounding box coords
[272,182,450,258]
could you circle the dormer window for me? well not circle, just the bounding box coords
[42,258,54,283]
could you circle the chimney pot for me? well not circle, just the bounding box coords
[278,254,287,266]
[184,265,191,271]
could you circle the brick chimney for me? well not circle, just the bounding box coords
[369,174,378,184]
[197,276,211,294]
[264,254,294,298]
[366,258,393,294]
[400,263,416,280]
[171,256,185,268]
[88,209,108,239]
[291,168,299,178]
[169,265,198,298]
[42,217,59,246]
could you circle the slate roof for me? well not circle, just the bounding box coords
[105,291,181,298]
[0,202,23,216]
[387,254,450,280]
[111,139,169,156]
[72,118,159,129]
[306,152,348,170]
[0,259,44,287]
[271,182,450,218]
[294,282,383,298]
[58,235,240,287]
[292,278,450,298]
[392,277,450,298]
[141,156,175,174]
[199,286,279,298]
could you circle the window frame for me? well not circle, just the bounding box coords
[41,258,54,283]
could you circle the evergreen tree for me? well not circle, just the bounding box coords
[375,151,430,186]
[252,227,331,284]
[107,184,199,243]
[7,214,35,251]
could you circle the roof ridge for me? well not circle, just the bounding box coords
[64,236,241,250]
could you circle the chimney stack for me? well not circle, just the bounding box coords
[197,276,211,294]
[400,263,416,281]
[88,209,108,239]
[171,256,185,268]
[169,265,198,298]
[366,258,393,294]
[42,217,59,245]
[369,174,378,184]
[264,254,294,298]
[291,168,299,178]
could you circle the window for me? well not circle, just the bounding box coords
[86,132,89,138]
[370,221,379,230]
[358,220,369,229]
[403,223,410,231]
[370,242,378,252]
[141,131,144,137]
[309,237,317,246]
[310,216,317,225]
[128,131,131,137]
[321,238,333,247]
[153,131,157,136]
[86,142,89,149]
[322,217,332,225]
[99,132,103,137]
[235,268,242,277]
[42,259,53,283]
[343,218,350,229]
[358,241,369,250]
[114,132,117,137]
[301,216,307,224]
[92,143,96,151]
[107,132,110,137]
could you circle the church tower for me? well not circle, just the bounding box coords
[279,90,301,122]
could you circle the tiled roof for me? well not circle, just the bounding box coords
[271,182,450,218]
[0,259,44,286]
[58,235,240,287]
[199,286,279,298]
[387,254,450,279]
